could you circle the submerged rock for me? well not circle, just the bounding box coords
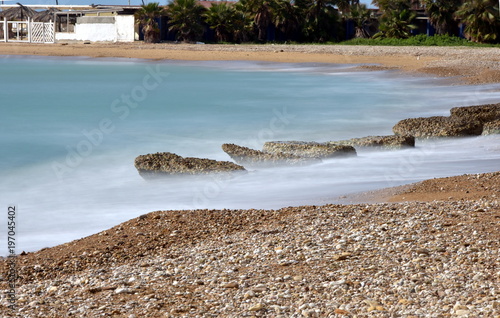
[222,143,319,167]
[482,119,500,135]
[134,152,246,178]
[393,116,483,138]
[450,104,500,124]
[330,135,415,150]
[263,141,356,158]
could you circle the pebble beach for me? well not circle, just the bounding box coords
[1,172,499,317]
[0,43,499,317]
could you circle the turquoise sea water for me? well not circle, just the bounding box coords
[1,55,500,254]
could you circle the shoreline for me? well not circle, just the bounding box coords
[1,42,500,84]
[1,42,499,315]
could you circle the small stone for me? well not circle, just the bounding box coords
[223,281,239,288]
[270,305,282,313]
[244,290,256,299]
[364,300,385,311]
[115,287,132,294]
[399,298,412,305]
[47,286,58,293]
[334,308,351,315]
[454,304,469,311]
[415,248,431,255]
[332,252,352,261]
[454,309,470,316]
[301,309,317,317]
[293,275,303,281]
[248,303,265,311]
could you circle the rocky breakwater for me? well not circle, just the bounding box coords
[393,103,500,138]
[329,135,415,150]
[134,152,246,178]
[263,141,357,158]
[222,143,322,168]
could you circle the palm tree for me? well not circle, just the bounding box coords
[347,3,374,38]
[273,0,300,40]
[336,0,352,14]
[233,1,254,42]
[135,2,166,43]
[423,0,460,35]
[167,0,206,42]
[374,0,418,38]
[204,2,237,42]
[241,0,278,41]
[455,0,500,42]
[300,0,340,42]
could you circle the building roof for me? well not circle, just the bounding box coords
[198,0,234,9]
[0,4,35,20]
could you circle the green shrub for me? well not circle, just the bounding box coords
[339,34,498,46]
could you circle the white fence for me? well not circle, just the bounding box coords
[31,22,54,43]
[1,18,54,43]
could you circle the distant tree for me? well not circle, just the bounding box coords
[336,0,352,13]
[167,0,206,42]
[347,3,374,38]
[233,2,254,42]
[135,2,166,43]
[300,0,341,42]
[240,0,278,41]
[203,2,253,43]
[455,0,500,42]
[273,0,300,40]
[374,0,418,38]
[204,2,237,42]
[423,0,461,35]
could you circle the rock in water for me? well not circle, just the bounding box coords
[329,135,415,150]
[263,141,356,158]
[134,152,246,178]
[482,119,500,135]
[221,143,320,167]
[450,103,500,124]
[393,116,483,138]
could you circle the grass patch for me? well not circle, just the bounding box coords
[339,34,499,47]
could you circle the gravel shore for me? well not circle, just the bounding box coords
[1,172,499,317]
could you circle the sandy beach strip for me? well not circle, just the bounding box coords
[1,42,500,84]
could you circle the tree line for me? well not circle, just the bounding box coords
[134,0,500,44]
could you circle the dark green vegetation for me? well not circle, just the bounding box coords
[136,0,500,44]
[340,33,498,46]
[135,2,167,43]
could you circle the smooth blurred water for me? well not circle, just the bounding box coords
[1,55,500,254]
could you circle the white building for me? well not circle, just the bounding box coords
[0,5,140,43]
[55,7,140,43]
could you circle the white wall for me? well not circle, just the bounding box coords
[115,15,134,42]
[55,15,135,42]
